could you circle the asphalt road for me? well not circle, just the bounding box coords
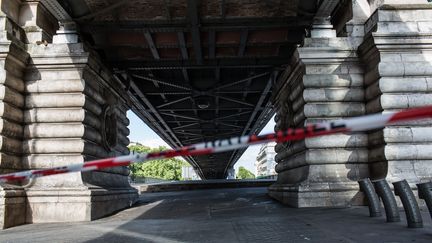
[1,187,432,243]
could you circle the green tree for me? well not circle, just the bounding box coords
[236,166,255,179]
[128,144,188,180]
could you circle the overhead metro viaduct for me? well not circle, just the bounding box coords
[1,0,432,228]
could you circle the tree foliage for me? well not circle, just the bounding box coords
[128,144,188,181]
[236,166,255,179]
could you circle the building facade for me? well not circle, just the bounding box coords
[255,142,277,178]
[181,165,200,180]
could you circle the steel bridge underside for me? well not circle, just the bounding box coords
[57,0,341,179]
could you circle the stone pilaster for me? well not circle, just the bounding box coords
[269,20,367,207]
[359,4,432,185]
[23,36,137,222]
[0,0,29,229]
[18,0,59,43]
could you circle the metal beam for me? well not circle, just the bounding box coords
[81,17,311,33]
[146,71,167,102]
[146,92,191,95]
[158,108,253,112]
[145,91,262,95]
[175,131,202,136]
[172,122,199,130]
[182,69,189,82]
[129,81,183,147]
[177,32,189,59]
[215,67,220,118]
[215,95,254,107]
[216,110,251,120]
[164,0,171,20]
[112,58,288,67]
[187,0,203,64]
[143,32,160,60]
[159,112,200,121]
[213,72,270,90]
[208,30,216,59]
[238,29,248,57]
[217,122,242,129]
[166,120,197,123]
[219,0,225,18]
[156,96,191,109]
[132,74,191,91]
[241,71,275,136]
[94,37,302,50]
[177,128,238,132]
[118,60,285,69]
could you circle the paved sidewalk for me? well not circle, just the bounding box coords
[1,187,432,243]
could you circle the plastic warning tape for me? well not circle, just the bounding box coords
[1,106,432,183]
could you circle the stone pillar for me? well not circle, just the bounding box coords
[23,27,138,222]
[359,4,432,185]
[0,0,29,229]
[268,19,368,207]
[0,0,138,227]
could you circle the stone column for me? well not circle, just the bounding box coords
[23,24,138,222]
[268,18,368,207]
[359,4,432,185]
[0,0,29,229]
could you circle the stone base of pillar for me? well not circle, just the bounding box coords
[268,182,363,207]
[0,187,26,229]
[25,187,138,223]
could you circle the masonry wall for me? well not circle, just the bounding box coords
[359,5,432,184]
[269,2,432,207]
[269,28,368,207]
[0,0,29,228]
[0,0,138,228]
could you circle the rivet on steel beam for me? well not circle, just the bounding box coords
[373,179,401,222]
[358,178,381,217]
[393,180,423,228]
[417,181,432,219]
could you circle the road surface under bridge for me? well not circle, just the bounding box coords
[1,187,432,242]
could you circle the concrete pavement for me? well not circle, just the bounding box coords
[1,187,432,243]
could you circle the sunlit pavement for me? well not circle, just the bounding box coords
[1,187,432,243]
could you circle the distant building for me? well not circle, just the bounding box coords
[226,167,235,179]
[255,142,276,178]
[128,142,142,146]
[181,165,200,180]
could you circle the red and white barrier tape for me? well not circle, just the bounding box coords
[1,106,432,183]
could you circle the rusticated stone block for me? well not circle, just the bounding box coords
[0,14,28,229]
[0,187,26,229]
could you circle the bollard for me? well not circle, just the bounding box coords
[393,180,423,228]
[373,179,400,222]
[358,178,381,217]
[417,181,432,219]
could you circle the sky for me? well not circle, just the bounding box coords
[127,111,275,175]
